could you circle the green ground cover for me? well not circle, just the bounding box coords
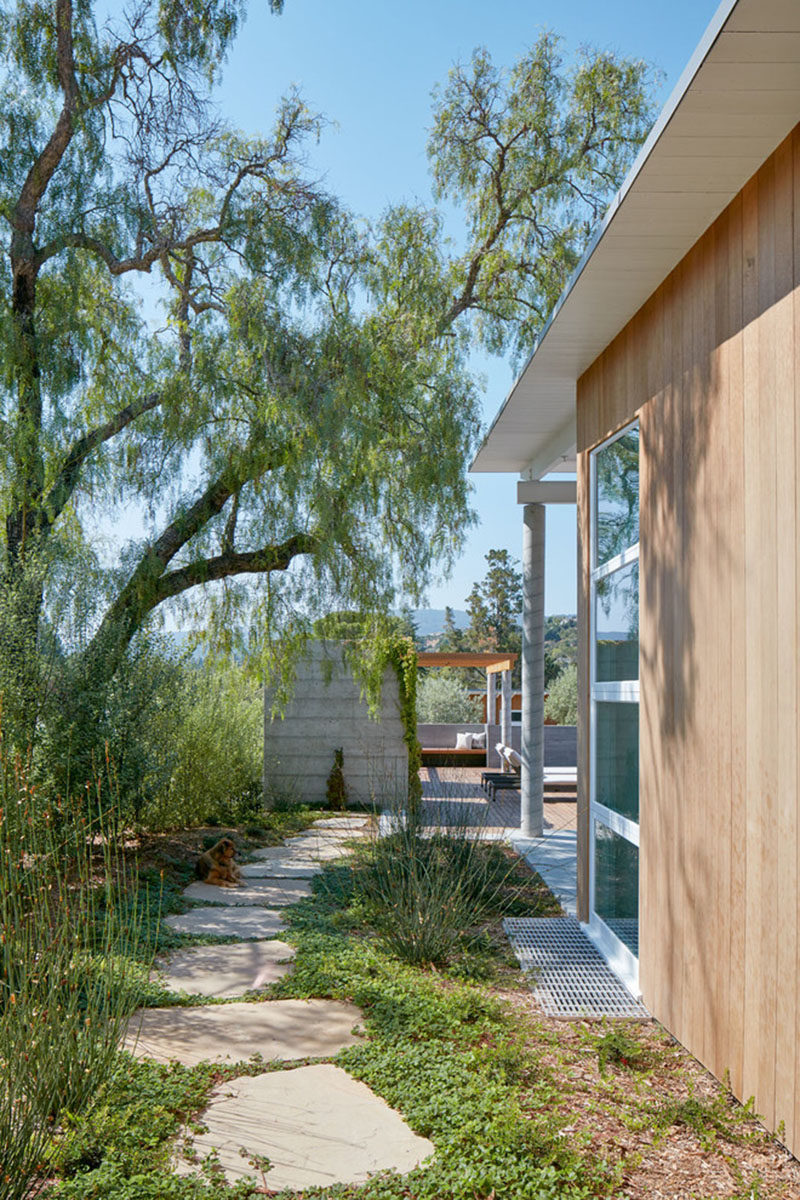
[37,813,791,1200]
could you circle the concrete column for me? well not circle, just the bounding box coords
[500,668,512,760]
[485,669,496,760]
[521,503,546,838]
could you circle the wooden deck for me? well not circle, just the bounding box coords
[419,766,576,835]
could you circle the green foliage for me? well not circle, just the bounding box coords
[0,0,656,770]
[0,777,151,1200]
[465,549,522,653]
[428,33,658,364]
[152,661,263,830]
[314,808,558,967]
[415,672,482,724]
[544,664,577,726]
[593,1024,649,1075]
[544,615,578,688]
[325,747,347,812]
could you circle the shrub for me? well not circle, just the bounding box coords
[416,672,482,724]
[320,806,546,965]
[142,661,263,830]
[544,664,577,725]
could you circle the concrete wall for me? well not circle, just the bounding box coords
[544,725,577,767]
[264,641,408,807]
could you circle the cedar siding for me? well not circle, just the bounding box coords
[576,126,800,1156]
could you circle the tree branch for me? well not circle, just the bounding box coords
[40,390,163,529]
[155,533,317,603]
[12,0,79,239]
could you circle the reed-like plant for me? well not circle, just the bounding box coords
[350,800,526,965]
[0,766,148,1200]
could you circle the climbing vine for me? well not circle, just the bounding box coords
[313,613,422,808]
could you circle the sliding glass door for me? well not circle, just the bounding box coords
[589,422,640,992]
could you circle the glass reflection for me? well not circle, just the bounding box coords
[595,561,639,682]
[594,822,639,955]
[595,426,639,566]
[595,701,639,821]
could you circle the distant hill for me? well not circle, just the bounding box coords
[410,609,469,637]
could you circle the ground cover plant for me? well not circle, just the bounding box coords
[33,809,800,1200]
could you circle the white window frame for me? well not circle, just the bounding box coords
[586,419,640,997]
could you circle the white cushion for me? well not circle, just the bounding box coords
[455,732,474,750]
[472,731,486,748]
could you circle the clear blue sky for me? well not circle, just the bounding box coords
[212,0,719,616]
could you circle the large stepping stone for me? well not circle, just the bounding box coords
[126,1000,364,1066]
[176,1063,434,1189]
[282,836,350,855]
[153,941,296,999]
[313,817,370,831]
[182,878,312,906]
[164,906,286,939]
[252,842,343,862]
[240,860,322,879]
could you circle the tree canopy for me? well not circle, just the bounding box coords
[0,0,657,755]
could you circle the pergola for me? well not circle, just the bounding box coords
[417,651,518,756]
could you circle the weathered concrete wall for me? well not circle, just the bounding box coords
[544,725,577,767]
[264,641,408,807]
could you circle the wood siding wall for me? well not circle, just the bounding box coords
[576,126,800,1157]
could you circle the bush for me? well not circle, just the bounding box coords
[544,664,577,726]
[145,662,263,830]
[316,806,546,965]
[416,672,482,724]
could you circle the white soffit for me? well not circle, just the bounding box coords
[471,0,800,476]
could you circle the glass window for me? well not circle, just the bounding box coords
[595,560,639,682]
[594,823,639,955]
[594,427,639,567]
[595,701,639,822]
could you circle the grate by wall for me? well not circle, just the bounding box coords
[504,916,649,1020]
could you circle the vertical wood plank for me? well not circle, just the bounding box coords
[741,170,763,1113]
[772,134,797,1147]
[725,189,747,1104]
[755,154,779,1132]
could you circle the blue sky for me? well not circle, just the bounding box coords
[213,0,720,615]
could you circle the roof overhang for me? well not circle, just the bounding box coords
[471,0,800,477]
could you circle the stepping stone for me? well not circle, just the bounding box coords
[153,941,296,999]
[313,817,370,830]
[240,860,322,879]
[253,842,343,861]
[176,1063,434,1190]
[282,837,350,855]
[126,999,364,1066]
[164,906,286,939]
[182,879,312,907]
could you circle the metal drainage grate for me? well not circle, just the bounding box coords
[504,916,649,1020]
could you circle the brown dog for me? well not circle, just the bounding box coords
[195,837,242,888]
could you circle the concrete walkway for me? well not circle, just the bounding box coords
[133,813,433,1191]
[510,830,578,917]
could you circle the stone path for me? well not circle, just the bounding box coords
[176,1063,435,1189]
[164,905,287,938]
[133,814,432,1190]
[182,877,312,906]
[153,940,296,999]
[127,998,365,1065]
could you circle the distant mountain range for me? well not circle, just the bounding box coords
[410,609,469,636]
